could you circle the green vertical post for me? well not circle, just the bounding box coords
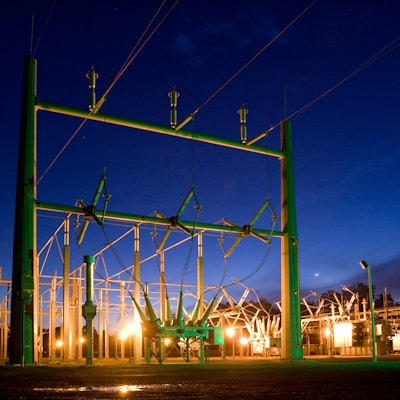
[10,56,37,365]
[82,255,96,366]
[280,119,302,360]
[367,264,377,362]
[360,260,377,362]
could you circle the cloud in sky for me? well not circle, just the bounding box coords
[173,8,289,68]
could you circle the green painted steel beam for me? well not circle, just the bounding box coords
[36,200,284,237]
[10,57,37,366]
[36,100,283,158]
[280,119,302,361]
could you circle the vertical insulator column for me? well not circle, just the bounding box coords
[168,87,180,128]
[238,104,248,143]
[82,255,97,366]
[160,252,166,322]
[197,233,204,314]
[86,67,99,112]
[77,271,83,359]
[49,274,56,361]
[119,282,125,359]
[63,217,71,360]
[98,289,103,360]
[104,281,110,358]
[133,226,142,362]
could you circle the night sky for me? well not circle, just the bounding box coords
[1,1,400,306]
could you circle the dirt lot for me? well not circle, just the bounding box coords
[1,357,400,399]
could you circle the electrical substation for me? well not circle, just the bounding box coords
[1,55,399,367]
[4,56,302,366]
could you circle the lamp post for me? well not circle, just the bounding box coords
[359,260,377,363]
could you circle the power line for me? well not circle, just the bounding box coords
[37,118,87,187]
[284,36,400,123]
[32,0,57,56]
[181,0,319,123]
[36,1,179,186]
[99,0,180,103]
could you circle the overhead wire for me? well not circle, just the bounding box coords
[98,0,180,105]
[285,36,400,122]
[35,4,399,326]
[223,212,278,290]
[179,193,202,287]
[99,224,145,290]
[182,0,319,121]
[74,0,312,314]
[37,118,88,187]
[32,0,57,56]
[36,0,179,187]
[215,199,279,292]
[39,0,304,310]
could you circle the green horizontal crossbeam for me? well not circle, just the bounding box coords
[36,201,284,237]
[36,100,283,158]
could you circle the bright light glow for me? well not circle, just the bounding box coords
[324,328,331,337]
[119,330,127,341]
[226,327,235,338]
[79,337,85,344]
[333,322,352,347]
[119,386,128,393]
[55,340,63,348]
[392,336,400,351]
[127,321,140,335]
[164,338,171,346]
[240,337,248,346]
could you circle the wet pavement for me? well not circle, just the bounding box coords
[1,357,400,399]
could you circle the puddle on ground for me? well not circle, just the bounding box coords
[34,384,171,393]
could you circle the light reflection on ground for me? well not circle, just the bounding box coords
[34,384,171,393]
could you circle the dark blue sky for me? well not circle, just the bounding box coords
[1,1,400,304]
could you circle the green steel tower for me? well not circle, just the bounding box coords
[280,119,302,360]
[9,56,37,365]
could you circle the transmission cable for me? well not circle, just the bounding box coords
[31,0,57,56]
[36,0,179,187]
[265,35,400,133]
[98,0,180,104]
[225,214,278,289]
[181,0,319,122]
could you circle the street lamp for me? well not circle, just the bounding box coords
[359,260,377,362]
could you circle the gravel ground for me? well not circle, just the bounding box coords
[1,357,400,399]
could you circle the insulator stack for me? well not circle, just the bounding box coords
[86,66,99,112]
[238,104,248,143]
[168,87,180,128]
